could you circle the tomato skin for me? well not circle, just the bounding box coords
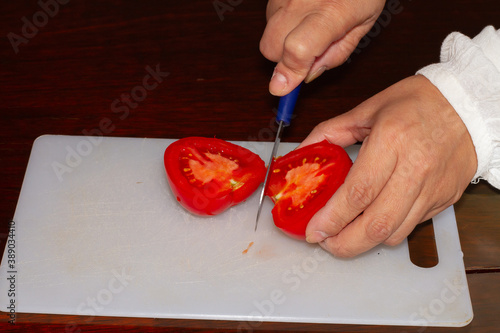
[265,140,352,239]
[164,137,266,215]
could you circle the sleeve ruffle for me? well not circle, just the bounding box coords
[417,26,500,189]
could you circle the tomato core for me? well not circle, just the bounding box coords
[164,137,266,216]
[265,140,352,239]
[182,148,240,192]
[273,159,334,210]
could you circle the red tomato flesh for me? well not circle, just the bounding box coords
[265,140,352,239]
[164,137,266,215]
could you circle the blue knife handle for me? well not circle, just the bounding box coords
[276,83,302,126]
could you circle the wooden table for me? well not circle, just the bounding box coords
[1,0,499,331]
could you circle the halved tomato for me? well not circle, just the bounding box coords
[164,137,266,215]
[265,140,352,239]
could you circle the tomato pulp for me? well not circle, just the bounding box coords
[164,137,266,215]
[265,140,352,239]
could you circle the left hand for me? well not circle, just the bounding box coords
[301,75,477,257]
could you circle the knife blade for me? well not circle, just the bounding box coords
[255,83,302,231]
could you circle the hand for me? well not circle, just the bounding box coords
[260,0,386,96]
[302,75,477,257]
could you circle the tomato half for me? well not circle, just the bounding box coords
[164,137,266,215]
[265,140,352,239]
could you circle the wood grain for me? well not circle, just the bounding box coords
[0,0,499,331]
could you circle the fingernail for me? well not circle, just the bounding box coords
[306,230,329,244]
[270,68,288,96]
[304,66,326,84]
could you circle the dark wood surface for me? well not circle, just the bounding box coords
[1,0,499,332]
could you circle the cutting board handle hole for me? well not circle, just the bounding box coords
[408,219,439,268]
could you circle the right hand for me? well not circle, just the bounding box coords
[301,75,477,257]
[260,0,386,96]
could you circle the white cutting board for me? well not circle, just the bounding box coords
[0,135,473,327]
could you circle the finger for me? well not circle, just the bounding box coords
[305,25,372,83]
[383,200,429,247]
[383,192,454,246]
[269,12,350,96]
[298,114,369,149]
[260,6,303,62]
[305,134,397,243]
[298,100,377,149]
[319,162,423,257]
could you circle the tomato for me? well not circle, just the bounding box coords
[265,140,352,239]
[164,137,266,215]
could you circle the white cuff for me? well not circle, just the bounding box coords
[416,26,500,189]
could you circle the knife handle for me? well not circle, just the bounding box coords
[276,83,302,126]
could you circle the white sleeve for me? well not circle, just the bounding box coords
[416,26,500,189]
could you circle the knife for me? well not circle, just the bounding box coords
[255,83,302,231]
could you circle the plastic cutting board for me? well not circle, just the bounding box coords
[0,135,473,327]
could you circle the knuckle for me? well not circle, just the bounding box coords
[348,181,374,211]
[384,126,406,147]
[259,38,279,62]
[406,141,438,178]
[283,34,310,66]
[417,154,434,176]
[366,215,393,243]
